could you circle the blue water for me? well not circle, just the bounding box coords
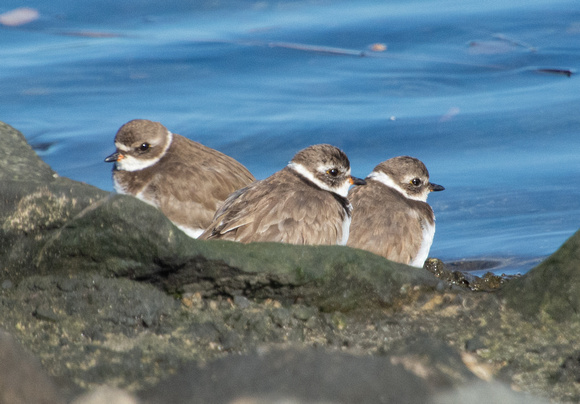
[2,0,579,274]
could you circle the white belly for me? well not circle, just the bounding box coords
[410,220,435,268]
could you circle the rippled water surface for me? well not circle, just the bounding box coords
[2,0,579,274]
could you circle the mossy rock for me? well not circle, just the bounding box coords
[502,229,580,322]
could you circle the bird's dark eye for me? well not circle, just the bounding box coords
[411,178,421,186]
[138,143,150,152]
[327,168,339,177]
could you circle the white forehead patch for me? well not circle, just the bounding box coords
[368,170,428,202]
[288,162,351,198]
[115,131,173,172]
[115,142,131,153]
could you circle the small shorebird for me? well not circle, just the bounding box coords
[347,156,444,267]
[105,119,255,238]
[200,144,366,245]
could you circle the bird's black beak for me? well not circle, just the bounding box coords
[350,176,367,186]
[104,151,121,163]
[429,182,445,192]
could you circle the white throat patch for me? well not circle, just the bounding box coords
[115,131,173,172]
[288,162,350,198]
[368,171,428,202]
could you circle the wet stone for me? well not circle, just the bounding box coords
[1,122,580,403]
[232,295,251,309]
[33,306,60,322]
[291,305,318,321]
[424,258,519,292]
[269,307,292,328]
[465,336,487,352]
[555,352,580,383]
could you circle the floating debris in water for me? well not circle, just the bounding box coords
[0,7,39,27]
[31,142,56,153]
[59,31,123,38]
[439,107,460,123]
[369,43,387,52]
[265,41,365,57]
[492,33,537,52]
[468,33,536,54]
[535,68,573,77]
[468,40,517,55]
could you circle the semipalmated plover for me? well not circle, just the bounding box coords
[200,144,366,245]
[104,119,255,238]
[347,156,444,267]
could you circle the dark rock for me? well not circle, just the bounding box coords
[0,122,56,183]
[0,273,187,398]
[554,352,580,383]
[232,294,251,309]
[138,241,441,313]
[291,304,318,321]
[16,274,179,333]
[218,330,244,352]
[32,306,61,322]
[187,322,221,342]
[425,258,518,292]
[2,121,579,403]
[388,336,478,389]
[464,336,487,352]
[502,229,580,321]
[1,174,113,280]
[141,348,431,404]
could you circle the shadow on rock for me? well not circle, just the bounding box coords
[140,347,431,404]
[0,328,64,404]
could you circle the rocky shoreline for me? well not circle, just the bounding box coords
[1,121,579,403]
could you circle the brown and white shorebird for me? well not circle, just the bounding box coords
[199,144,366,245]
[347,156,444,267]
[104,119,255,238]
